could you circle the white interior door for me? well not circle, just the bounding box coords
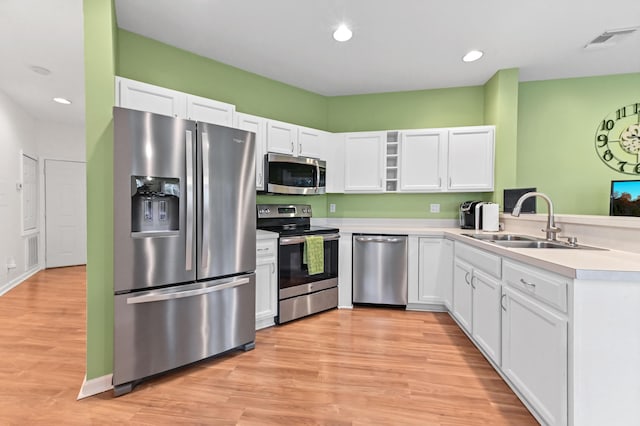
[45,160,86,268]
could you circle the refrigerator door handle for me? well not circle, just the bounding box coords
[126,277,251,304]
[201,131,211,269]
[185,129,194,271]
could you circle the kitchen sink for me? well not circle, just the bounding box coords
[461,233,539,241]
[490,240,606,250]
[461,233,607,250]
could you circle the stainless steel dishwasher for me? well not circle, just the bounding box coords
[352,234,408,306]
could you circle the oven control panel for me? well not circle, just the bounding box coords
[257,204,312,219]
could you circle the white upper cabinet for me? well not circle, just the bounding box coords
[115,77,235,127]
[447,126,495,191]
[399,129,447,192]
[266,119,324,159]
[341,125,494,194]
[325,133,345,193]
[266,120,298,156]
[116,77,186,118]
[343,132,386,193]
[298,126,324,159]
[186,94,235,126]
[235,113,267,191]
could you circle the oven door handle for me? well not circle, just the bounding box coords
[280,233,340,246]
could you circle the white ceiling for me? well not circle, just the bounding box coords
[116,0,640,96]
[0,0,85,126]
[1,1,639,126]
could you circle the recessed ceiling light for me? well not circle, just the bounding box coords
[333,24,353,42]
[30,65,51,76]
[462,50,484,62]
[53,97,72,105]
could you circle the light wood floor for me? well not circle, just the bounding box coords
[0,266,537,425]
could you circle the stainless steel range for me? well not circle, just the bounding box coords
[257,204,339,324]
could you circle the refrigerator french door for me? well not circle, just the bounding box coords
[112,107,256,396]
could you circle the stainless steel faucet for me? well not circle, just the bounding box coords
[511,192,561,241]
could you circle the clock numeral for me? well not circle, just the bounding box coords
[616,107,627,120]
[603,150,614,162]
[634,104,640,115]
[618,161,628,172]
[597,134,608,147]
[636,163,640,174]
[601,120,615,131]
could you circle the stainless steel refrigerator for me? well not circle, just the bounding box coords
[112,107,256,396]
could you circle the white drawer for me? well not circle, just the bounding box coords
[256,239,277,258]
[503,259,568,313]
[455,242,501,278]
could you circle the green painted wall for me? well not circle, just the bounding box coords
[483,69,519,207]
[117,30,328,130]
[83,0,116,379]
[327,86,485,132]
[325,85,491,219]
[517,73,640,214]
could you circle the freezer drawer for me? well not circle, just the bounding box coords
[113,274,256,391]
[353,234,408,305]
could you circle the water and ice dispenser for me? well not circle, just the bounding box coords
[131,176,180,234]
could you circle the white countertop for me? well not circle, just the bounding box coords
[312,218,640,282]
[256,229,278,240]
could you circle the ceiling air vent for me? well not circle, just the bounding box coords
[585,27,638,49]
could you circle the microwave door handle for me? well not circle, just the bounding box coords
[185,130,194,271]
[315,160,320,193]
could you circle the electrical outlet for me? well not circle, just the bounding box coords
[329,203,336,213]
[430,203,440,213]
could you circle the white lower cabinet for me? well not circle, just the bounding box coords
[502,260,568,426]
[409,238,453,309]
[452,258,473,331]
[502,286,567,426]
[471,268,502,365]
[255,237,278,330]
[452,242,502,366]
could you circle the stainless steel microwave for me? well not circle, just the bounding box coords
[264,152,326,195]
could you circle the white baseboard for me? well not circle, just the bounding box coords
[0,267,41,296]
[77,374,113,400]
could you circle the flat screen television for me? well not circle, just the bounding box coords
[503,187,537,213]
[610,180,640,217]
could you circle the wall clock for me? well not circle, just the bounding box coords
[595,102,640,175]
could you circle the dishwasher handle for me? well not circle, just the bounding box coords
[354,236,406,243]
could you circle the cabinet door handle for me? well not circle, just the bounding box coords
[501,293,506,311]
[464,272,471,285]
[471,275,476,289]
[258,172,263,186]
[270,263,275,274]
[291,141,295,153]
[257,247,269,252]
[520,278,536,289]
